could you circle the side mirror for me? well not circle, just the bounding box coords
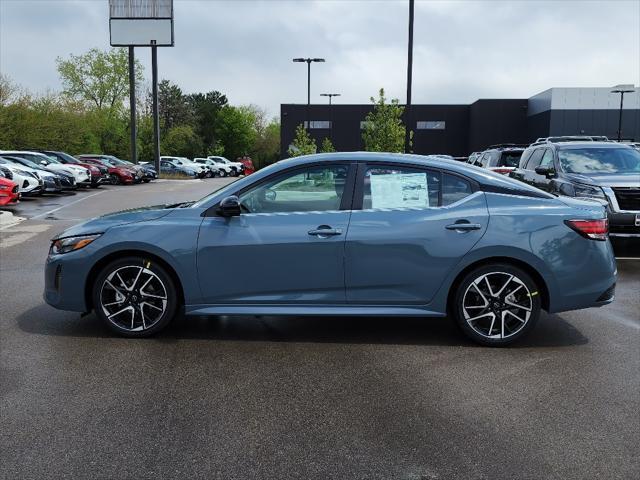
[218,195,241,217]
[535,166,556,178]
[40,160,48,166]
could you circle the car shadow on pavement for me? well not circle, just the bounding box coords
[17,304,588,348]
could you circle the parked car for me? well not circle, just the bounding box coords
[3,154,78,191]
[44,152,616,346]
[160,157,206,178]
[237,156,255,175]
[77,156,137,185]
[510,140,640,238]
[78,155,146,183]
[159,159,200,177]
[198,157,232,177]
[2,151,91,188]
[114,158,157,182]
[471,145,525,175]
[467,152,481,165]
[207,156,244,176]
[0,157,48,195]
[193,158,225,177]
[0,176,20,206]
[39,150,106,188]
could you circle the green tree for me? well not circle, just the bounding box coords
[288,124,317,157]
[320,137,335,153]
[362,88,406,153]
[56,48,143,111]
[161,125,203,158]
[187,90,228,149]
[158,79,191,132]
[214,105,257,160]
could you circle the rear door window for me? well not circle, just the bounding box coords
[499,151,523,167]
[526,149,544,170]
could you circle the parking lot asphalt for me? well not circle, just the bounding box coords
[0,179,638,480]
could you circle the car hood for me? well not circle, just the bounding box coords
[564,172,640,188]
[53,204,175,239]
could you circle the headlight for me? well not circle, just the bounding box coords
[0,185,8,190]
[50,234,102,255]
[572,183,606,200]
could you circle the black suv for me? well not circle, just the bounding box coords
[511,139,640,238]
[470,144,525,176]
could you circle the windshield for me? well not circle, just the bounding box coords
[9,156,41,169]
[499,151,523,167]
[558,147,640,174]
[52,151,80,164]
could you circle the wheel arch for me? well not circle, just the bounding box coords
[84,249,185,311]
[446,256,550,313]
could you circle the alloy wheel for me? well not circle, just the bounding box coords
[99,265,168,332]
[462,271,533,340]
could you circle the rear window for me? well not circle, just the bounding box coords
[558,147,640,174]
[499,151,523,168]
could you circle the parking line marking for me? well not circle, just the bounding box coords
[30,191,106,220]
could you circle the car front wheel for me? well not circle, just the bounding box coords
[452,264,541,346]
[92,257,178,337]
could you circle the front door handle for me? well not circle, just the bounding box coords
[308,225,343,237]
[445,222,482,231]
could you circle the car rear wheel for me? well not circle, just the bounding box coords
[109,174,120,185]
[92,257,178,337]
[452,264,541,346]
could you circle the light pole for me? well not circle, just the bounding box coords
[293,57,325,128]
[320,93,341,105]
[611,84,635,141]
[405,0,415,153]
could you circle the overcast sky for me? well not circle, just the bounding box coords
[1,0,639,116]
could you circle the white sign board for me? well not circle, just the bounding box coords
[109,0,174,47]
[370,173,429,209]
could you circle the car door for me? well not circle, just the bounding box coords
[532,148,555,192]
[196,162,356,305]
[521,148,544,187]
[345,163,488,305]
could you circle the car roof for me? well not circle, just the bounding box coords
[550,141,631,149]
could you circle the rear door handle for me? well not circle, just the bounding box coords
[445,222,482,231]
[308,226,343,237]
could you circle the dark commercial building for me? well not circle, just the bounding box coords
[281,87,640,158]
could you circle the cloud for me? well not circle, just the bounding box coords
[1,0,638,116]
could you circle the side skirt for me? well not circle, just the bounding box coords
[184,304,446,317]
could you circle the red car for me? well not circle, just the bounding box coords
[237,156,255,175]
[40,150,106,188]
[0,176,20,206]
[78,156,136,185]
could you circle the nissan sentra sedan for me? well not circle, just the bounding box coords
[44,152,617,346]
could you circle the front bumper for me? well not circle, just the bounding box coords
[608,212,640,238]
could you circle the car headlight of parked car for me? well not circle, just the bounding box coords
[567,183,607,201]
[50,234,102,255]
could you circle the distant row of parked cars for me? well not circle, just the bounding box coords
[465,136,640,238]
[0,150,159,207]
[156,156,254,178]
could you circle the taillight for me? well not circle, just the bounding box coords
[491,168,513,175]
[564,219,608,241]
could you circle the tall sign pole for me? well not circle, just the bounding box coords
[109,0,174,170]
[405,0,415,153]
[151,43,160,172]
[128,46,137,163]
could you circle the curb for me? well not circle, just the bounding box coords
[0,210,25,230]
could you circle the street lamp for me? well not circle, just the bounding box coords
[293,58,325,106]
[320,93,341,105]
[611,84,635,141]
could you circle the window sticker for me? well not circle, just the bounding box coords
[370,172,429,209]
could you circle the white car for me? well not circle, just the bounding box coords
[160,156,208,178]
[1,151,91,186]
[0,157,44,195]
[194,158,230,177]
[207,156,244,176]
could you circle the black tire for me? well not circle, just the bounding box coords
[220,170,227,177]
[452,263,541,347]
[142,178,151,183]
[92,256,179,337]
[109,174,120,185]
